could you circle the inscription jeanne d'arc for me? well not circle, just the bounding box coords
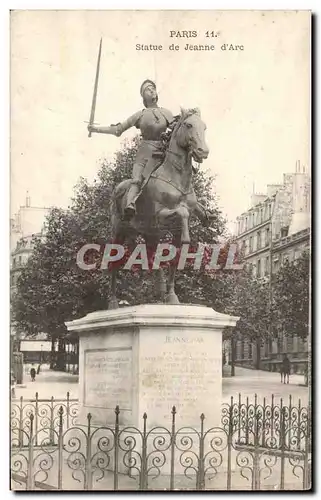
[84,348,132,410]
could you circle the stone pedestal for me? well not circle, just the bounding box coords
[66,304,239,430]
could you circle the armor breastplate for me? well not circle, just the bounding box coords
[139,108,168,140]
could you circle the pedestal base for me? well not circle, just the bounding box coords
[66,304,239,430]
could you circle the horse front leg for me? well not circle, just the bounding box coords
[108,268,119,310]
[166,262,179,304]
[157,267,167,303]
[175,204,191,244]
[157,204,191,244]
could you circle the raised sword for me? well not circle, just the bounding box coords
[88,38,102,138]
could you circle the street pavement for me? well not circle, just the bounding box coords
[223,366,308,407]
[13,365,309,407]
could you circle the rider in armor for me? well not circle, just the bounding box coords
[88,80,174,219]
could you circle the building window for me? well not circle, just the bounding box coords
[245,217,248,231]
[260,208,263,223]
[281,226,289,238]
[294,249,300,260]
[257,231,261,250]
[265,256,270,276]
[249,236,253,253]
[257,259,261,278]
[248,342,252,359]
[269,204,272,217]
[18,255,22,264]
[273,257,280,273]
[265,227,270,246]
[286,336,293,353]
[13,257,16,266]
[238,221,240,234]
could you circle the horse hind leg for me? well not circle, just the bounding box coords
[108,269,119,310]
[108,200,127,311]
[165,233,180,305]
[166,263,179,304]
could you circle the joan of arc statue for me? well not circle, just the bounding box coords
[88,79,174,219]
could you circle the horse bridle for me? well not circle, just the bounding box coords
[166,114,195,167]
[166,114,199,174]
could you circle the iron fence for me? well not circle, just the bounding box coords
[11,400,311,491]
[11,392,79,447]
[221,394,310,452]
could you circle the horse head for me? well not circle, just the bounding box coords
[173,108,209,163]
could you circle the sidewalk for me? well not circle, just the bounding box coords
[222,366,308,406]
[14,365,78,400]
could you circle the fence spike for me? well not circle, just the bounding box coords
[115,405,120,415]
[171,405,176,415]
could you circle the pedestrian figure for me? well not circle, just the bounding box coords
[280,354,290,384]
[30,365,36,382]
[10,371,16,399]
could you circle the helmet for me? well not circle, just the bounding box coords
[140,79,156,97]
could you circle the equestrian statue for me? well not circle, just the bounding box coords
[87,41,214,308]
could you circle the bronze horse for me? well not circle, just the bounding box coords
[109,108,209,308]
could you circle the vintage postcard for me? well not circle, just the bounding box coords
[10,10,311,491]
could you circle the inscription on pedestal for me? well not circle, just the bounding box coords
[141,334,221,423]
[84,347,132,410]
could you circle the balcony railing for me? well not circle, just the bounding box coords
[272,228,310,251]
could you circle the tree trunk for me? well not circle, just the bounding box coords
[50,337,55,369]
[57,337,66,372]
[255,338,261,370]
[231,337,236,377]
[268,337,273,372]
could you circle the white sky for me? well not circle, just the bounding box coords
[10,10,310,228]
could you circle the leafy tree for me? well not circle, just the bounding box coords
[272,251,310,339]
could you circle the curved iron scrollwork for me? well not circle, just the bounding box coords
[175,427,200,482]
[90,426,116,483]
[10,396,311,491]
[145,427,172,481]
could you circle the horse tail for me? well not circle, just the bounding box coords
[109,180,131,240]
[109,187,117,216]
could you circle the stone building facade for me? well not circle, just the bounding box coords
[232,164,310,373]
[10,198,50,294]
